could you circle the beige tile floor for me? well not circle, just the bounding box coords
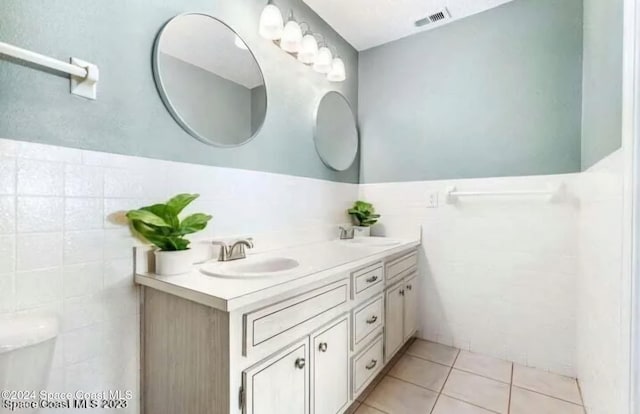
[347,339,586,414]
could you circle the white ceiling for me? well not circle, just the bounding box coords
[160,15,264,89]
[303,0,516,51]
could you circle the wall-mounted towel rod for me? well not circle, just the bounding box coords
[0,41,99,99]
[445,183,566,204]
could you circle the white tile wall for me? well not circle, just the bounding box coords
[0,137,626,414]
[360,173,582,377]
[576,149,625,414]
[0,138,357,412]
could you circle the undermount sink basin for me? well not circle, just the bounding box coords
[342,238,401,247]
[200,257,300,279]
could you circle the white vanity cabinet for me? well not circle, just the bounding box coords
[311,316,350,414]
[243,338,310,414]
[138,244,419,414]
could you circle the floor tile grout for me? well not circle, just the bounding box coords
[428,348,460,414]
[511,385,585,407]
[358,340,586,414]
[507,363,514,414]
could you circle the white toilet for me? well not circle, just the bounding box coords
[0,313,59,413]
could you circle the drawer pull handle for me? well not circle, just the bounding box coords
[366,315,378,324]
[295,358,306,369]
[365,359,378,370]
[366,275,379,283]
[318,342,328,352]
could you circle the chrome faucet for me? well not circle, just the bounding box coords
[339,226,355,240]
[211,238,254,261]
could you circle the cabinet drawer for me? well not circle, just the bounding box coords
[244,279,349,355]
[352,263,384,300]
[385,251,417,284]
[352,335,384,397]
[352,294,384,349]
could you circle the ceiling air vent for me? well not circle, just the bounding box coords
[415,8,451,27]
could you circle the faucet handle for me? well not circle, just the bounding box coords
[339,226,355,240]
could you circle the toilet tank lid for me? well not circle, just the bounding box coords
[0,313,59,353]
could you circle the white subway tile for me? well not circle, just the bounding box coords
[0,157,16,195]
[0,139,17,156]
[16,141,82,163]
[63,323,104,365]
[63,261,103,298]
[63,230,104,264]
[0,235,15,273]
[103,228,135,260]
[65,164,103,197]
[16,159,64,196]
[16,232,62,271]
[0,273,14,313]
[14,267,63,310]
[103,258,133,290]
[64,198,104,231]
[0,196,15,234]
[63,293,105,332]
[17,196,64,232]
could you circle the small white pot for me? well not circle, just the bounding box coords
[154,249,193,276]
[353,226,371,237]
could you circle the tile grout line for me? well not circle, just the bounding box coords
[428,348,460,414]
[511,385,585,407]
[507,363,514,414]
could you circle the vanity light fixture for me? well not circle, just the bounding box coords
[280,12,303,53]
[297,23,318,64]
[327,57,346,82]
[258,5,345,82]
[259,1,284,40]
[313,45,333,74]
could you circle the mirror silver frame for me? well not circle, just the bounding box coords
[152,13,268,148]
[313,91,359,171]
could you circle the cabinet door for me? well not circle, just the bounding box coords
[243,338,309,414]
[403,273,418,341]
[311,315,349,414]
[384,282,405,363]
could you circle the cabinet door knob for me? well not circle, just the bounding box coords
[295,358,306,369]
[399,289,405,296]
[365,359,378,370]
[318,342,328,352]
[366,315,378,324]
[366,275,378,283]
[406,284,412,291]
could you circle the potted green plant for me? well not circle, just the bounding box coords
[347,200,380,237]
[126,193,212,275]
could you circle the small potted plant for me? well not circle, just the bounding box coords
[347,200,380,237]
[126,193,212,275]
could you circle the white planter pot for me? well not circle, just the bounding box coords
[353,226,371,237]
[154,249,193,276]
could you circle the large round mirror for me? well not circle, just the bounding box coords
[314,92,359,171]
[153,14,267,147]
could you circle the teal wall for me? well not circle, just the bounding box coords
[581,0,624,169]
[358,0,584,183]
[0,0,359,183]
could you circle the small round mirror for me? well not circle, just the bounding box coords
[314,92,359,171]
[153,13,267,147]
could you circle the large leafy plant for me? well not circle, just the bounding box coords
[126,194,212,251]
[347,200,381,227]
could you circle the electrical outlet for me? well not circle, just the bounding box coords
[427,192,439,208]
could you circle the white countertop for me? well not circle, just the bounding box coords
[135,238,420,312]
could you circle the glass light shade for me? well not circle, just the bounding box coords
[280,20,303,53]
[313,47,333,73]
[327,57,346,82]
[234,35,248,50]
[259,4,284,40]
[297,34,318,64]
